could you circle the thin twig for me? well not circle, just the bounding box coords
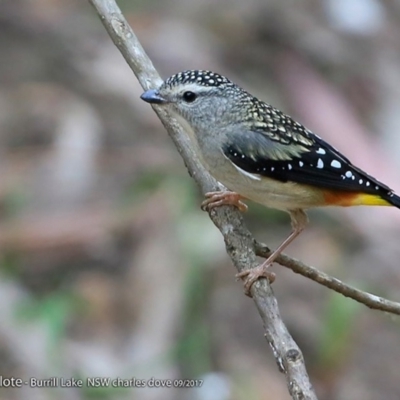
[255,241,400,315]
[88,0,318,398]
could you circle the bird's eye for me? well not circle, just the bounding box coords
[182,91,197,103]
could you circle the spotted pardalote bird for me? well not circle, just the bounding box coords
[141,70,400,294]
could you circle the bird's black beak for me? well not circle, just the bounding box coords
[140,89,167,104]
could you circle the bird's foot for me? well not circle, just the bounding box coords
[201,191,248,212]
[236,262,276,297]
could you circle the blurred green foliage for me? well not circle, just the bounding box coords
[316,291,360,370]
[16,291,80,354]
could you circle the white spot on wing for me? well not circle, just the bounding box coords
[345,171,352,178]
[231,163,261,181]
[317,159,324,169]
[316,148,326,155]
[288,164,292,170]
[299,161,304,167]
[331,160,341,169]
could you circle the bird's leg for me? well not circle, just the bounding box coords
[237,209,308,296]
[201,191,248,212]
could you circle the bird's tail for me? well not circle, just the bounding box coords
[386,192,400,208]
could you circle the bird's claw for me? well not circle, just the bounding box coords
[201,191,248,212]
[236,263,276,297]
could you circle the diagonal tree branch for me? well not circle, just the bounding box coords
[88,0,318,398]
[255,241,400,315]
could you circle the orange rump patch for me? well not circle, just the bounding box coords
[322,190,391,207]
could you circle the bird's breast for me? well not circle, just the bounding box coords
[180,122,326,210]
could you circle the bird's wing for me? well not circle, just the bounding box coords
[222,121,393,195]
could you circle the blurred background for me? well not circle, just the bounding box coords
[0,0,400,399]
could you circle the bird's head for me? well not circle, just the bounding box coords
[140,70,252,129]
